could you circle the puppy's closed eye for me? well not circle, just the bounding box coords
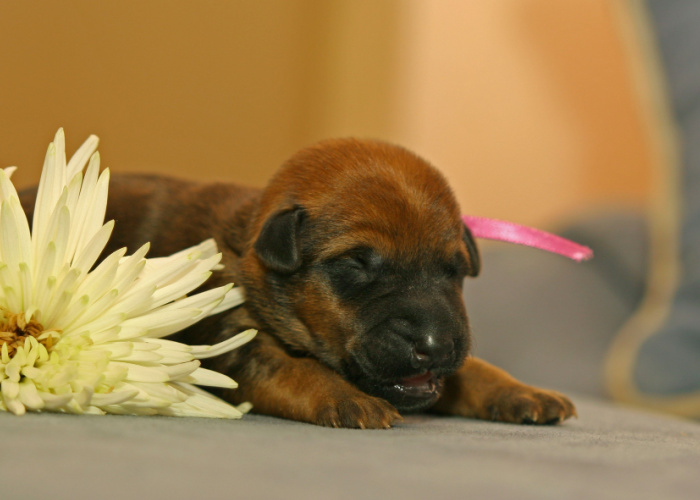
[345,248,383,271]
[343,254,371,271]
[326,248,383,294]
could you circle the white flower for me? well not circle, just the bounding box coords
[0,129,255,418]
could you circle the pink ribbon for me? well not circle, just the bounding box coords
[462,215,593,262]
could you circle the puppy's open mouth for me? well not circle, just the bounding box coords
[394,372,440,397]
[364,371,444,413]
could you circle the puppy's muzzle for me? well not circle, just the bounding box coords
[351,291,469,413]
[410,334,455,371]
[387,317,456,372]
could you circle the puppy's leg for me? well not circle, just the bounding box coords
[432,357,577,425]
[216,334,402,429]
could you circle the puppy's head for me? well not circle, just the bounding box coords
[241,139,480,412]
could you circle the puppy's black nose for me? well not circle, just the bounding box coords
[410,335,454,370]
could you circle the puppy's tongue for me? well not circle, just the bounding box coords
[400,372,433,387]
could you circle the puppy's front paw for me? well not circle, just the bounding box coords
[488,385,577,425]
[315,394,402,429]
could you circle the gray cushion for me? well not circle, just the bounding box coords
[603,0,700,411]
[631,0,700,396]
[464,211,648,398]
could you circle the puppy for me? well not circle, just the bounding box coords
[20,138,576,428]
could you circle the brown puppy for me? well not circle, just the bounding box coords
[20,139,576,428]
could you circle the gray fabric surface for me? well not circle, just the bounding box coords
[2,396,699,500]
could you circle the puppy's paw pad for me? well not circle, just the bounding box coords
[315,395,401,429]
[489,386,576,425]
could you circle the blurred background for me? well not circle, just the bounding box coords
[1,0,653,230]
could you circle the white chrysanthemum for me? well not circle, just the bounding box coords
[0,129,255,418]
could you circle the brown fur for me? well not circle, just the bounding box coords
[20,138,576,428]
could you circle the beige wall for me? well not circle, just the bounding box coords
[0,0,651,228]
[394,1,653,225]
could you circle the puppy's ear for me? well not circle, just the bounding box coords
[254,206,306,273]
[462,223,481,277]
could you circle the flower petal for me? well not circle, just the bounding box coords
[74,168,110,259]
[190,329,257,359]
[0,199,21,270]
[90,389,139,407]
[64,153,99,258]
[66,134,99,181]
[208,286,246,316]
[3,166,17,179]
[109,362,171,383]
[160,359,201,381]
[182,367,238,389]
[120,308,201,339]
[18,380,45,410]
[0,167,19,201]
[71,220,115,274]
[37,391,73,409]
[76,247,126,300]
[31,141,56,243]
[126,382,188,404]
[170,384,243,419]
